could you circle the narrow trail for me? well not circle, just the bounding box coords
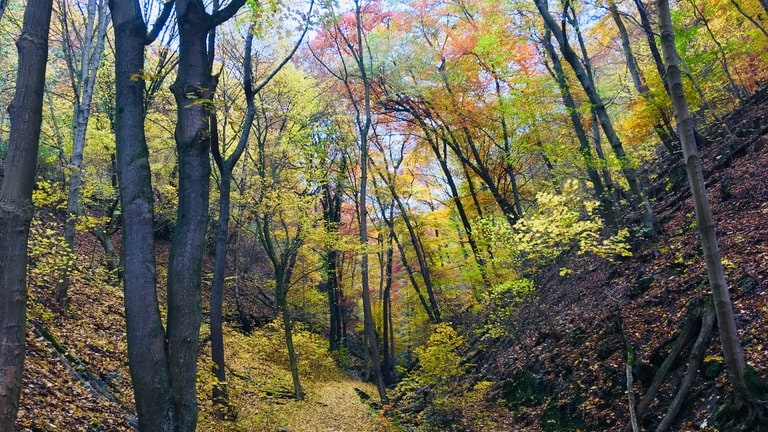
[279,381,385,432]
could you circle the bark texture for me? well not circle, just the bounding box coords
[109,1,176,430]
[0,1,53,429]
[657,0,749,397]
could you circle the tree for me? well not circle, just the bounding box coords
[539,27,617,227]
[311,0,389,403]
[108,1,176,430]
[534,0,656,232]
[165,0,245,429]
[208,3,312,408]
[55,0,111,307]
[657,0,751,403]
[370,133,441,322]
[0,0,53,428]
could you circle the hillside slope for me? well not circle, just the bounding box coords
[389,87,768,431]
[18,243,386,432]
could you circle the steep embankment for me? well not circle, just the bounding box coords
[18,241,386,431]
[390,87,768,431]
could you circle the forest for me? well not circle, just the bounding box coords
[0,0,767,430]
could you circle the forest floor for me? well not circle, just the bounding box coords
[18,241,388,431]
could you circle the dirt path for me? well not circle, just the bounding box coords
[280,381,385,432]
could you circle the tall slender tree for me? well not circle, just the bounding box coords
[108,1,176,430]
[657,0,750,400]
[311,0,390,402]
[209,3,313,409]
[0,1,53,428]
[55,0,111,307]
[535,0,655,231]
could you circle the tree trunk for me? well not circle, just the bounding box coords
[657,0,749,397]
[167,2,214,427]
[322,183,344,351]
[607,0,648,94]
[436,77,521,226]
[0,1,53,428]
[109,1,176,430]
[57,0,110,307]
[541,29,617,228]
[381,225,396,385]
[209,27,256,412]
[210,168,232,410]
[376,167,441,322]
[607,0,678,152]
[493,76,524,217]
[689,0,744,100]
[167,1,248,427]
[729,0,768,37]
[536,0,655,231]
[277,276,305,400]
[430,135,490,286]
[372,189,437,323]
[350,0,388,404]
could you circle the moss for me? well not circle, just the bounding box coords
[500,369,552,410]
[539,397,586,432]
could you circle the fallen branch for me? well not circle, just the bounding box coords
[30,319,122,405]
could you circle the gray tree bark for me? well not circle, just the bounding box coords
[56,0,111,307]
[657,0,749,397]
[535,0,655,231]
[0,1,53,428]
[167,1,246,429]
[108,0,176,430]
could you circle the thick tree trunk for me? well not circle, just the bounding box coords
[109,1,176,430]
[657,0,749,397]
[0,1,53,428]
[167,0,212,425]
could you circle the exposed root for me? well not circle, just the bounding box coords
[625,306,700,432]
[715,369,768,431]
[655,307,715,432]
